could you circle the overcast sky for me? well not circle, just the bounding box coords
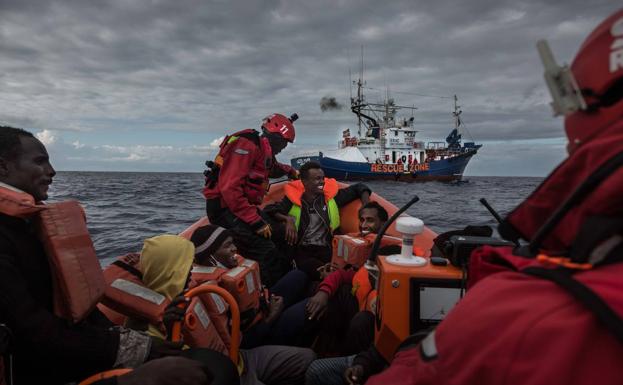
[1,0,619,176]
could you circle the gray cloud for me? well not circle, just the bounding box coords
[0,0,619,174]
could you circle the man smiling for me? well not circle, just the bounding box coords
[0,127,232,385]
[265,161,371,281]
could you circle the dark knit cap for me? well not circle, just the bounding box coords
[190,224,232,262]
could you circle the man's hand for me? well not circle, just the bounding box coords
[284,216,298,245]
[264,295,285,323]
[163,295,190,338]
[317,263,337,280]
[344,364,365,385]
[256,223,272,239]
[305,291,329,320]
[117,356,212,385]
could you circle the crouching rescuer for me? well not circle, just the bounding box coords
[203,113,300,287]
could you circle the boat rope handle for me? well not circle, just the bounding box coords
[79,369,132,385]
[171,284,241,364]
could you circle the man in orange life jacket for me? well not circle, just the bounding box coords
[203,113,300,288]
[191,224,311,348]
[305,202,393,328]
[0,127,230,385]
[362,9,623,385]
[305,202,400,385]
[264,161,371,281]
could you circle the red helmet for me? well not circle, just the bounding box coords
[563,9,623,152]
[261,113,298,143]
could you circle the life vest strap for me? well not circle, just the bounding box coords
[112,260,143,280]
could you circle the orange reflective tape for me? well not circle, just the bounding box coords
[536,254,593,270]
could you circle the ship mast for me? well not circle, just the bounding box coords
[357,47,364,137]
[453,94,462,130]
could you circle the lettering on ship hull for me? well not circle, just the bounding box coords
[370,163,430,173]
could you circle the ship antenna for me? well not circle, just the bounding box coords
[348,66,352,101]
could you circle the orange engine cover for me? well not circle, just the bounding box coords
[374,256,463,362]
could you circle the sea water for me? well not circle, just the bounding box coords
[48,172,542,263]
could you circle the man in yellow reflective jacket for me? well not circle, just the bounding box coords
[264,161,371,280]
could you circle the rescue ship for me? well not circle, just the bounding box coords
[291,74,482,182]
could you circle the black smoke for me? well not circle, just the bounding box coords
[319,96,343,112]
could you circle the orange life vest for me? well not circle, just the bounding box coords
[102,254,230,354]
[283,178,341,233]
[191,255,264,331]
[352,266,377,313]
[35,201,107,323]
[0,187,105,323]
[102,253,171,326]
[182,294,228,355]
[331,233,403,269]
[188,279,237,352]
[0,185,44,218]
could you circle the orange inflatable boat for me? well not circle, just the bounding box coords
[179,181,463,361]
[92,180,461,383]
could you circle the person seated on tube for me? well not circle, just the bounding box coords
[263,161,371,281]
[123,234,239,385]
[0,126,233,385]
[127,232,315,385]
[304,202,405,385]
[190,224,312,349]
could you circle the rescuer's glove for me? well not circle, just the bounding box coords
[288,169,300,180]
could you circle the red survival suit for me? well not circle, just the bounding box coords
[203,129,295,229]
[365,105,623,385]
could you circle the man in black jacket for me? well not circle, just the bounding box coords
[0,127,234,385]
[264,161,370,280]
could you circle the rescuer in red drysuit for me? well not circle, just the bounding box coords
[358,9,623,385]
[203,113,299,287]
